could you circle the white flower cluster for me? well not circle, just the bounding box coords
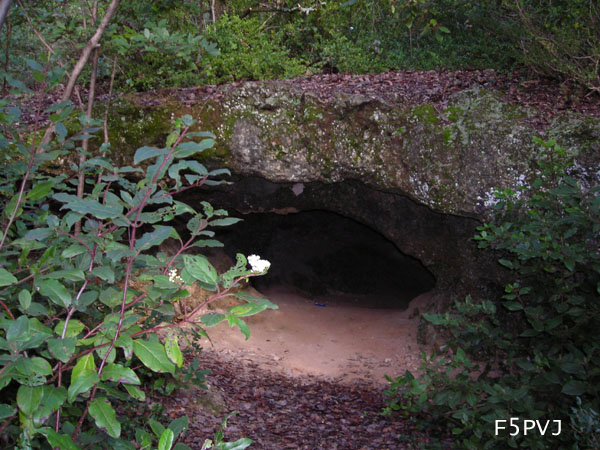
[248,254,271,273]
[168,268,184,284]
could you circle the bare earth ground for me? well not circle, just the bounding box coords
[155,287,449,449]
[203,286,432,385]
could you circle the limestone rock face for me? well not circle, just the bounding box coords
[195,83,600,216]
[110,81,600,299]
[114,81,600,217]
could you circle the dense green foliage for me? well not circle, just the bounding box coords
[384,138,600,449]
[0,67,274,447]
[1,1,599,448]
[1,1,598,92]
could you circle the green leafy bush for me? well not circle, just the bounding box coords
[384,138,600,449]
[110,19,219,91]
[502,0,600,94]
[0,71,276,448]
[199,14,309,84]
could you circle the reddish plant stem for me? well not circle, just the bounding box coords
[0,60,49,250]
[74,126,191,438]
[0,300,14,320]
[56,230,93,253]
[163,222,208,273]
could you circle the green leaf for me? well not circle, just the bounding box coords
[54,319,85,338]
[25,59,43,71]
[68,370,99,403]
[0,268,17,286]
[136,428,153,448]
[7,315,29,341]
[89,397,121,438]
[183,255,218,286]
[173,139,214,158]
[221,438,253,450]
[56,122,68,141]
[101,364,141,385]
[72,354,97,381]
[63,199,123,220]
[30,357,52,376]
[48,337,77,363]
[233,292,278,310]
[17,385,43,416]
[38,279,72,307]
[208,217,242,227]
[166,130,180,148]
[498,259,514,269]
[0,403,16,419]
[25,227,53,240]
[17,289,31,310]
[516,359,536,371]
[236,318,250,340]
[229,303,268,317]
[422,313,447,326]
[133,340,176,374]
[116,335,134,359]
[136,226,173,252]
[149,418,166,437]
[98,287,121,309]
[92,266,115,284]
[4,74,32,92]
[124,384,146,401]
[503,301,523,311]
[35,386,67,425]
[173,443,192,450]
[200,312,225,327]
[168,416,189,440]
[134,146,167,165]
[45,429,81,450]
[62,244,87,258]
[44,269,86,281]
[27,181,55,201]
[560,362,584,374]
[562,380,587,396]
[158,429,175,450]
[165,334,184,368]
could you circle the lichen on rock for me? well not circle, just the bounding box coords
[107,82,600,219]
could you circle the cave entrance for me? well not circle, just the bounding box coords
[215,209,436,310]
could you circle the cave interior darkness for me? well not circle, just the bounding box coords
[212,209,436,310]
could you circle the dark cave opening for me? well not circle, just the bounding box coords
[213,209,436,310]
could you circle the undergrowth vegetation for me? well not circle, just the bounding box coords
[384,138,600,449]
[0,65,276,447]
[1,1,598,93]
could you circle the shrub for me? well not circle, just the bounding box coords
[384,138,600,449]
[502,0,600,94]
[110,19,219,91]
[0,71,276,448]
[199,14,309,84]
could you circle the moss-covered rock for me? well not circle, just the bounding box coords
[104,82,599,300]
[110,82,600,218]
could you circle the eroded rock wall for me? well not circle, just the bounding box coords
[111,82,600,217]
[107,80,600,298]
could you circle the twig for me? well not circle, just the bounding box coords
[15,0,85,111]
[0,300,14,320]
[36,0,121,153]
[2,21,9,96]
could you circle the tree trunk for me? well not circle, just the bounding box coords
[0,0,13,32]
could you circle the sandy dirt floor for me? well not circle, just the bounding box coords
[200,286,433,385]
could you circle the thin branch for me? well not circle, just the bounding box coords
[0,300,14,320]
[37,0,121,152]
[102,57,118,145]
[16,0,85,110]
